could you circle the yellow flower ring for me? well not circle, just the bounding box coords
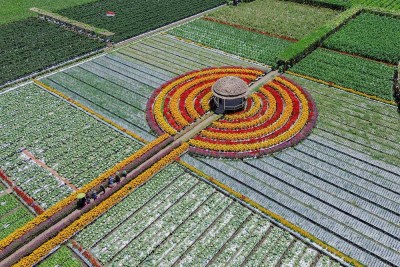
[146,67,318,159]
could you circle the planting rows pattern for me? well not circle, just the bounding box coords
[37,246,81,267]
[168,18,292,66]
[0,193,34,240]
[59,0,225,42]
[182,75,400,267]
[40,34,267,142]
[0,85,142,208]
[289,48,394,101]
[75,163,340,266]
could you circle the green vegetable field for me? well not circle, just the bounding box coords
[0,0,98,25]
[169,18,292,66]
[59,0,225,42]
[289,48,394,100]
[324,12,400,64]
[0,18,104,87]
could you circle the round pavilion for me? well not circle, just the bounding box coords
[212,76,248,114]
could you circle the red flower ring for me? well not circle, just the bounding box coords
[146,67,318,159]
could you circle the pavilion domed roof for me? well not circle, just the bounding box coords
[212,76,248,99]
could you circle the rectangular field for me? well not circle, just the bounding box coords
[40,34,268,142]
[168,18,292,66]
[0,193,34,240]
[0,0,98,24]
[289,48,394,100]
[58,0,225,42]
[74,163,341,267]
[0,85,142,209]
[207,0,340,40]
[37,246,83,267]
[0,18,104,87]
[323,12,400,64]
[183,75,400,267]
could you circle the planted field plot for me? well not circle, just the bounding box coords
[0,0,99,24]
[355,0,400,11]
[0,85,142,208]
[40,34,267,142]
[58,0,224,42]
[75,163,341,266]
[207,0,340,40]
[289,48,394,101]
[37,246,82,267]
[0,18,104,87]
[0,194,34,240]
[183,76,400,267]
[323,12,400,64]
[169,19,292,66]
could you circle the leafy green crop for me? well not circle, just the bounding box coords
[289,48,394,100]
[324,12,400,64]
[59,0,225,42]
[0,18,104,87]
[169,19,292,66]
[38,246,81,267]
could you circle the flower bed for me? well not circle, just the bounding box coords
[147,68,317,159]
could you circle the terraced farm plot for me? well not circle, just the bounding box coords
[207,0,340,40]
[183,75,400,267]
[75,163,341,266]
[58,0,225,42]
[40,34,268,142]
[323,12,400,64]
[37,246,82,267]
[0,18,104,87]
[289,48,394,101]
[0,85,142,209]
[168,19,292,66]
[0,194,34,240]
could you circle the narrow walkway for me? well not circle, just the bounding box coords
[248,70,279,94]
[22,149,78,191]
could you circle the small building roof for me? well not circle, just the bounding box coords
[212,76,248,100]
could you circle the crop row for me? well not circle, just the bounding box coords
[324,12,400,64]
[0,194,34,240]
[289,48,394,100]
[59,0,225,42]
[0,85,141,208]
[74,163,329,266]
[41,34,265,142]
[0,17,103,87]
[37,246,81,267]
[169,18,292,66]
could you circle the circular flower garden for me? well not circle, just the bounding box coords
[147,67,318,159]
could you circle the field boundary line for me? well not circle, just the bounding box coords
[286,71,396,106]
[33,79,147,143]
[21,149,78,191]
[202,16,298,42]
[111,5,226,51]
[178,160,363,267]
